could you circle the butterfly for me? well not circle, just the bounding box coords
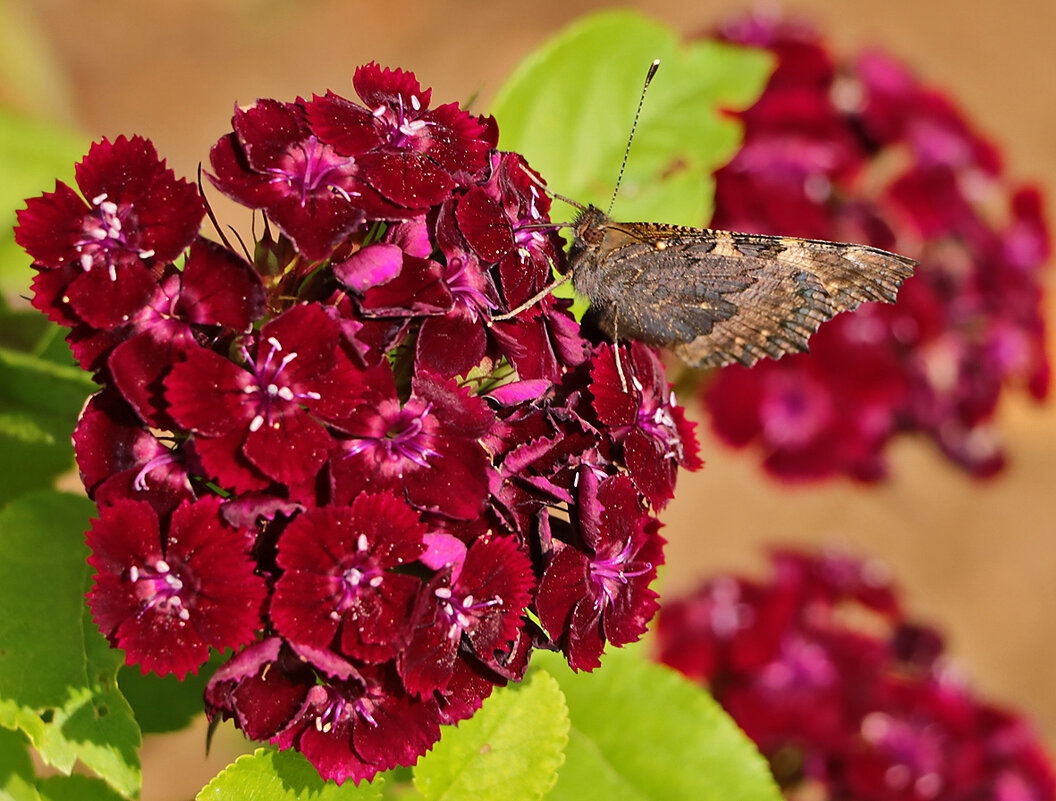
[494,59,916,369]
[566,204,916,369]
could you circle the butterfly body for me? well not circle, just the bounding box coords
[567,204,916,369]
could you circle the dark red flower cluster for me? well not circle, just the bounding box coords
[701,16,1050,480]
[15,63,701,784]
[657,549,1056,801]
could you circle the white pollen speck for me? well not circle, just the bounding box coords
[435,587,452,599]
[304,391,322,400]
[277,386,294,401]
[357,534,368,551]
[463,594,475,607]
[249,414,265,432]
[156,559,170,572]
[178,608,190,621]
[410,94,421,111]
[330,610,341,620]
[370,576,383,587]
[140,249,155,259]
[91,193,108,205]
[129,566,140,581]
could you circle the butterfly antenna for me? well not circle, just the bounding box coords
[608,58,660,217]
[520,163,585,212]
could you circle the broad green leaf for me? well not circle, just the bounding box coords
[0,346,96,504]
[535,646,781,801]
[414,670,568,801]
[0,492,141,798]
[0,726,41,801]
[490,9,772,227]
[197,748,383,801]
[117,650,222,734]
[0,106,83,300]
[0,492,95,708]
[37,774,127,801]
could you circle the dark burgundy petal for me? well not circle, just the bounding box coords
[353,62,430,113]
[360,255,452,316]
[14,182,89,268]
[411,370,495,438]
[305,91,384,155]
[108,331,190,427]
[207,133,287,208]
[357,150,456,208]
[165,346,253,436]
[403,438,490,520]
[177,238,266,329]
[415,313,486,378]
[191,429,272,493]
[456,188,514,262]
[65,259,158,330]
[242,407,331,486]
[420,103,493,181]
[231,99,309,171]
[267,190,366,262]
[29,262,86,327]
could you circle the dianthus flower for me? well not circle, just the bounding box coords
[656,549,1056,801]
[17,62,701,784]
[700,16,1050,480]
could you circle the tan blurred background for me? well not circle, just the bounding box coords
[9,0,1054,797]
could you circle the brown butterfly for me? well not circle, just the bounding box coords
[566,205,916,369]
[494,60,916,369]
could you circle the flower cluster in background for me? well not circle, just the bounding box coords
[657,549,1056,801]
[701,15,1050,480]
[15,63,700,784]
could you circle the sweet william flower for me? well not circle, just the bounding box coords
[269,494,426,663]
[20,61,701,784]
[86,497,265,678]
[17,135,204,329]
[701,16,1050,480]
[656,549,1056,801]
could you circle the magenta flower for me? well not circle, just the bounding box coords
[16,135,204,329]
[165,302,362,491]
[538,472,664,671]
[20,62,701,784]
[656,549,1056,801]
[270,495,426,663]
[86,497,266,678]
[701,16,1050,480]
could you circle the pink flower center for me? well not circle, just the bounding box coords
[75,192,155,279]
[270,136,357,207]
[590,540,651,609]
[242,336,321,432]
[129,558,190,622]
[434,585,500,642]
[344,400,439,466]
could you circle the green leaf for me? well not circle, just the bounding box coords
[0,346,96,504]
[0,106,83,301]
[414,670,568,801]
[197,748,383,801]
[0,492,141,798]
[36,774,128,801]
[0,726,41,801]
[490,9,772,226]
[117,650,222,735]
[535,646,781,801]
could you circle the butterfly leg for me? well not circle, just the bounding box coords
[489,273,573,322]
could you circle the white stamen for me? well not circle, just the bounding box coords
[277,386,295,401]
[178,608,190,621]
[249,414,265,432]
[129,566,140,581]
[410,94,421,111]
[267,336,283,351]
[91,192,108,205]
[155,559,170,572]
[373,104,387,118]
[357,534,368,551]
[369,576,383,588]
[303,391,322,400]
[139,249,155,259]
[435,587,452,599]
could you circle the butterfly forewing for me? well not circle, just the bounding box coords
[568,205,917,369]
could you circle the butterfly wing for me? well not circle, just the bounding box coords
[577,224,916,369]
